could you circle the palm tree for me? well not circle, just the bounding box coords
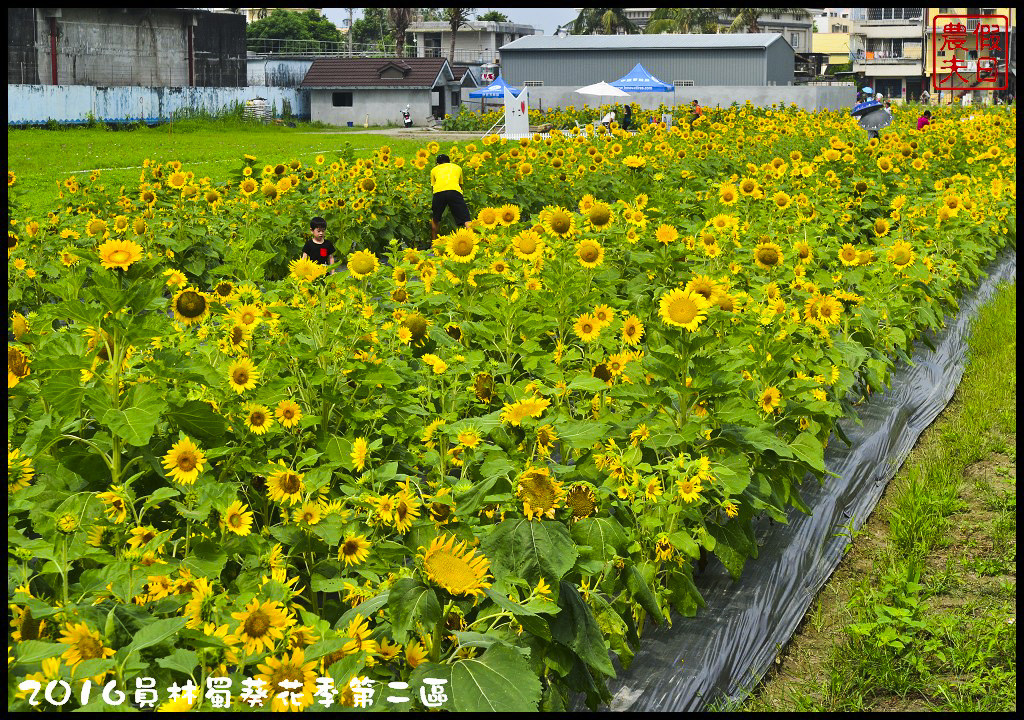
[571,8,639,35]
[387,8,414,57]
[645,8,722,34]
[444,8,475,63]
[724,8,811,34]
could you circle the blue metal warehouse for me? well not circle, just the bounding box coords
[499,33,794,87]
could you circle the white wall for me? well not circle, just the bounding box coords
[311,88,435,126]
[462,85,857,115]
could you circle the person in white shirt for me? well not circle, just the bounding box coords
[601,110,616,128]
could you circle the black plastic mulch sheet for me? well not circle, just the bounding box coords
[593,251,1017,712]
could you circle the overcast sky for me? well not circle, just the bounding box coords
[320,8,581,36]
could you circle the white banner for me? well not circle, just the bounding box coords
[503,86,529,138]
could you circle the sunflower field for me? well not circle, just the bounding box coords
[7,104,1016,711]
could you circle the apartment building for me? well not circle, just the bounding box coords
[851,7,927,100]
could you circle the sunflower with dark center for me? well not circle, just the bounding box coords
[445,323,463,341]
[172,289,209,325]
[592,362,613,383]
[587,202,612,228]
[403,313,429,343]
[267,462,305,505]
[576,239,604,269]
[753,241,784,270]
[543,207,574,237]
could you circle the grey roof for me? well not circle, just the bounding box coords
[500,33,787,52]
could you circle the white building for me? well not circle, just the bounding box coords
[407,20,539,66]
[851,7,926,101]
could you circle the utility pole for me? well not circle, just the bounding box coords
[347,8,354,57]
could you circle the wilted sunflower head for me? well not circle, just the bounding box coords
[517,465,564,520]
[565,483,597,519]
[473,372,494,403]
[9,346,31,386]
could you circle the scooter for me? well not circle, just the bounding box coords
[401,105,413,128]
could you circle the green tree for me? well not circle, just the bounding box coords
[418,8,446,22]
[571,8,639,35]
[351,7,394,51]
[388,8,415,57]
[444,8,475,62]
[724,7,811,34]
[246,9,343,44]
[645,8,722,34]
[477,10,510,22]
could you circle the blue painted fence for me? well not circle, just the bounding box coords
[7,85,310,125]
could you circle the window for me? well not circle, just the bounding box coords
[332,92,353,107]
[674,80,695,87]
[791,33,800,48]
[523,80,544,86]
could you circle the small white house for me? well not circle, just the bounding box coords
[301,57,462,126]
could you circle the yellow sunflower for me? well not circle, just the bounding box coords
[222,500,254,536]
[446,229,479,263]
[339,534,371,566]
[162,436,207,484]
[58,622,116,670]
[275,399,303,428]
[97,238,143,271]
[511,230,543,260]
[541,205,575,237]
[227,357,259,393]
[351,437,369,472]
[498,204,521,226]
[256,648,318,712]
[887,240,915,270]
[420,533,492,598]
[500,396,551,426]
[171,288,209,325]
[838,243,860,267]
[621,315,645,346]
[658,288,709,331]
[753,241,784,270]
[267,462,305,505]
[348,249,379,279]
[8,448,34,494]
[573,313,601,342]
[576,239,605,269]
[244,404,274,435]
[759,386,782,414]
[230,599,292,655]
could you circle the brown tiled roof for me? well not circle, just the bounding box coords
[300,57,451,89]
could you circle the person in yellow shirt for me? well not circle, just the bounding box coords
[429,154,472,243]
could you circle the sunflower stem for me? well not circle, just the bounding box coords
[431,600,455,663]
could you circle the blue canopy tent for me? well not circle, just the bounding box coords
[469,75,520,114]
[610,63,673,128]
[610,63,673,93]
[468,75,519,98]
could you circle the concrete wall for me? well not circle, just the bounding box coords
[462,84,856,115]
[247,57,316,87]
[311,88,433,127]
[10,8,245,88]
[7,84,309,125]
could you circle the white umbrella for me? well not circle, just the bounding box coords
[575,80,631,98]
[575,81,631,128]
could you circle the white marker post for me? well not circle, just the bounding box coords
[502,86,529,139]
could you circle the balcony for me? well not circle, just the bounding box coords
[854,53,921,64]
[419,47,496,64]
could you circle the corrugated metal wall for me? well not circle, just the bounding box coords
[765,41,795,85]
[503,48,779,87]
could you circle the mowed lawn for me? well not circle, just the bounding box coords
[7,122,428,219]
